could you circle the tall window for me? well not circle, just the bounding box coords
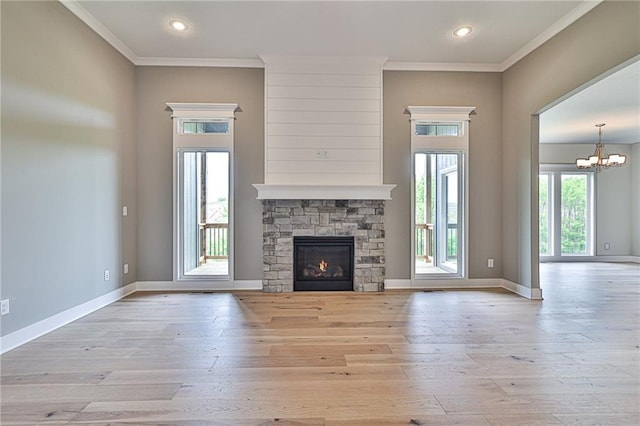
[539,173,551,256]
[167,103,238,284]
[539,167,594,258]
[415,152,463,275]
[407,106,474,280]
[179,150,230,277]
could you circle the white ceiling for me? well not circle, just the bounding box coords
[540,60,640,145]
[63,0,639,145]
[68,0,596,69]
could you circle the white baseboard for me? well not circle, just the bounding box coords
[233,280,263,290]
[501,279,543,300]
[136,280,262,291]
[409,278,505,289]
[386,278,505,290]
[384,279,411,289]
[384,277,542,300]
[0,283,136,354]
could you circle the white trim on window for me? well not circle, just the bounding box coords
[167,103,238,287]
[539,164,595,259]
[407,106,475,280]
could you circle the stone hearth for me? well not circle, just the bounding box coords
[261,199,386,292]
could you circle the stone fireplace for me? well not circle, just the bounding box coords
[254,56,395,292]
[261,199,386,292]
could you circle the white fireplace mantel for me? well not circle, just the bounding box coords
[253,184,396,200]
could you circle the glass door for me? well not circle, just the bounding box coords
[415,152,463,276]
[178,150,230,279]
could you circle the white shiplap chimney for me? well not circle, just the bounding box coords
[253,56,395,200]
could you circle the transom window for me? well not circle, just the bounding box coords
[180,120,229,134]
[415,123,460,136]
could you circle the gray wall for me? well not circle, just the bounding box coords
[539,143,634,256]
[135,67,264,281]
[502,1,640,289]
[383,71,503,279]
[136,69,503,283]
[1,1,136,336]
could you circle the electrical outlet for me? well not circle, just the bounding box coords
[123,263,129,274]
[104,270,110,281]
[122,206,128,216]
[1,299,9,316]
[604,242,610,250]
[488,258,494,268]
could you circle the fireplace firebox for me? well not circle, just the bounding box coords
[293,236,354,291]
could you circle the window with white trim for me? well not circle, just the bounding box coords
[407,106,475,279]
[539,166,595,257]
[167,103,238,283]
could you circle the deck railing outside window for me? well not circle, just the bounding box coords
[199,223,228,264]
[416,223,457,262]
[416,223,433,261]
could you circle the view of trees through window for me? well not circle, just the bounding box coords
[539,174,550,255]
[560,175,588,254]
[539,170,592,256]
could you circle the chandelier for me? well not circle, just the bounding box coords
[576,123,626,171]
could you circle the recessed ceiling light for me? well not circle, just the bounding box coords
[453,26,473,38]
[169,19,189,32]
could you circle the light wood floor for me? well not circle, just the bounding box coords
[1,262,638,425]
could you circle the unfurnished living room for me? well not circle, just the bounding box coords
[1,1,639,424]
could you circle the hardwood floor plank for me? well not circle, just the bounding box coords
[100,365,409,385]
[71,397,445,423]
[493,376,640,395]
[482,413,563,425]
[434,393,613,415]
[324,415,491,425]
[269,343,392,357]
[0,401,89,424]
[591,392,640,413]
[0,371,109,386]
[553,413,640,425]
[172,378,505,400]
[1,383,180,403]
[404,363,632,380]
[344,353,477,366]
[213,355,347,368]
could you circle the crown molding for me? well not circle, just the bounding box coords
[500,0,602,71]
[384,61,502,73]
[137,57,265,68]
[59,0,138,64]
[260,54,388,66]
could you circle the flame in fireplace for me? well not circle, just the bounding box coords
[319,259,328,272]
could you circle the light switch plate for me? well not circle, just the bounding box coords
[1,299,9,316]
